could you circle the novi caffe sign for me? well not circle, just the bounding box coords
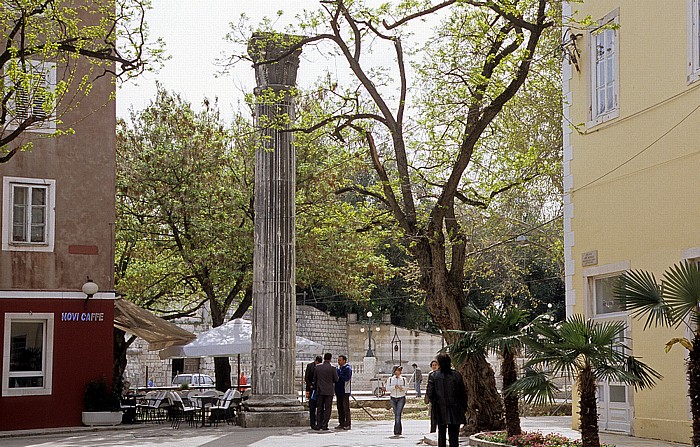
[61,312,105,322]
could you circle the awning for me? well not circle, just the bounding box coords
[114,297,196,351]
[159,318,324,359]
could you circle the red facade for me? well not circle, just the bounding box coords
[0,298,114,430]
[0,0,116,433]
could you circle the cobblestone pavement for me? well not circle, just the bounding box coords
[0,417,690,446]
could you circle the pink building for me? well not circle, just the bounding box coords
[0,19,117,431]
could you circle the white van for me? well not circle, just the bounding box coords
[172,373,215,388]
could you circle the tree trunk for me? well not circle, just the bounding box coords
[502,351,521,437]
[210,291,252,392]
[578,366,601,447]
[461,353,505,434]
[113,328,133,392]
[214,357,232,392]
[689,332,700,447]
[417,237,505,434]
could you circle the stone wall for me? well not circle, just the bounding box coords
[296,305,349,361]
[124,305,450,392]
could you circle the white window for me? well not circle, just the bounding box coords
[2,176,56,252]
[592,274,625,316]
[2,313,54,396]
[4,59,56,132]
[588,10,619,126]
[688,0,700,83]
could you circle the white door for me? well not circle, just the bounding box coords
[592,311,633,434]
[597,381,631,433]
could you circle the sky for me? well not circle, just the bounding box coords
[116,0,331,120]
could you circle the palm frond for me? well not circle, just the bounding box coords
[592,356,661,391]
[623,356,663,391]
[462,304,485,326]
[614,270,669,329]
[447,330,485,366]
[663,261,700,327]
[589,319,626,348]
[508,369,560,407]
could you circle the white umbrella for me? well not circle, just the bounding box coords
[159,318,323,359]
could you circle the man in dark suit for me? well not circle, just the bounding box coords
[313,352,338,430]
[304,355,322,429]
[427,352,468,447]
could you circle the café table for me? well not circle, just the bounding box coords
[189,394,219,427]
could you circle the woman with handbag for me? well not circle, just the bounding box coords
[386,365,407,436]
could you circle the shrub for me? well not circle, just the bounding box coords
[83,376,121,412]
[478,431,616,447]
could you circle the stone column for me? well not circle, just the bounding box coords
[242,32,306,428]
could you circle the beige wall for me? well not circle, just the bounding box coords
[565,1,697,442]
[0,56,116,292]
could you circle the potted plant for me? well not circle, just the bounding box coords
[82,376,123,426]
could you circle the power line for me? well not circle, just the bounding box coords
[572,100,700,193]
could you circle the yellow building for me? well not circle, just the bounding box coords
[563,1,698,443]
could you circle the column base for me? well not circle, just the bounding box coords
[239,394,308,428]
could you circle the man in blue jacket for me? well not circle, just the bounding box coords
[335,355,352,430]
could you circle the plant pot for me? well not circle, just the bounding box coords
[81,411,123,426]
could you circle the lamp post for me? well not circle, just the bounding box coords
[359,311,380,357]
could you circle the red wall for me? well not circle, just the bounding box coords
[0,298,114,431]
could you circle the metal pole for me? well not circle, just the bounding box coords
[366,318,374,357]
[237,354,241,391]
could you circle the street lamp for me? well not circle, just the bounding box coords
[82,277,98,308]
[359,311,380,357]
[391,328,402,365]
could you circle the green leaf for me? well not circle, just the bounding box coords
[614,270,669,329]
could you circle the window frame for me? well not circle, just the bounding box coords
[2,176,56,252]
[3,58,57,133]
[591,273,626,316]
[688,0,700,84]
[2,312,54,397]
[587,9,620,127]
[582,260,630,319]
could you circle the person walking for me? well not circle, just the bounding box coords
[305,355,322,429]
[427,353,467,447]
[411,363,423,398]
[425,359,439,433]
[386,365,407,436]
[313,352,338,431]
[334,355,352,430]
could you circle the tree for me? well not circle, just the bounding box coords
[227,0,560,432]
[614,261,700,447]
[515,315,661,447]
[0,0,160,163]
[115,87,394,387]
[117,88,252,390]
[460,204,565,320]
[449,305,541,437]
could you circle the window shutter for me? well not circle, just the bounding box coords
[15,85,29,121]
[5,59,56,130]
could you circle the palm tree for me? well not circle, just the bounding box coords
[614,261,700,446]
[449,305,538,437]
[513,314,661,447]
